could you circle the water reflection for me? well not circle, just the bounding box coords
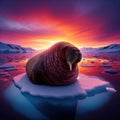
[1,53,120,120]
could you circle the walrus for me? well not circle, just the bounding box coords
[26,41,82,86]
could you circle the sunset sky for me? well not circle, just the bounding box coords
[0,0,120,50]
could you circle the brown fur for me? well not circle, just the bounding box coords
[26,42,82,86]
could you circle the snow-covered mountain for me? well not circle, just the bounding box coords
[0,42,35,53]
[80,44,120,53]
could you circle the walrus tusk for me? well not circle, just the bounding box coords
[67,61,72,71]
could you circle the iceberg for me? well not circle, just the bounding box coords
[11,73,113,120]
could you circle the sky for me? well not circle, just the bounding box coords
[0,0,120,50]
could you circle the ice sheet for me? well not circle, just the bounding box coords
[10,73,114,120]
[13,73,111,99]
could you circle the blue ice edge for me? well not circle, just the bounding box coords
[4,73,115,120]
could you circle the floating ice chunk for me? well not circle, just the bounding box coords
[13,73,112,120]
[106,87,117,92]
[77,74,111,96]
[0,64,14,69]
[100,63,112,67]
[105,69,118,74]
[14,73,87,99]
[0,64,18,71]
[13,73,111,99]
[14,74,86,120]
[5,67,18,71]
[80,64,96,68]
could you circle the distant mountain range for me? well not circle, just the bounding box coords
[0,42,120,54]
[0,42,35,53]
[80,44,120,53]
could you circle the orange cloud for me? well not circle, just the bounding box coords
[0,0,120,49]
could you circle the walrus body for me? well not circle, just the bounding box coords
[26,42,82,86]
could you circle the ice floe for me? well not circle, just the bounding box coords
[12,73,114,120]
[0,64,18,71]
[100,62,112,67]
[13,73,87,99]
[0,64,14,69]
[5,67,18,71]
[80,64,96,68]
[1,72,115,120]
[105,69,118,74]
[106,87,117,92]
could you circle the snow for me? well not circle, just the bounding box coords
[0,42,35,53]
[105,69,118,74]
[13,73,112,99]
[80,44,120,53]
[14,73,87,99]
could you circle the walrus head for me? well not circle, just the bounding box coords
[63,45,82,71]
